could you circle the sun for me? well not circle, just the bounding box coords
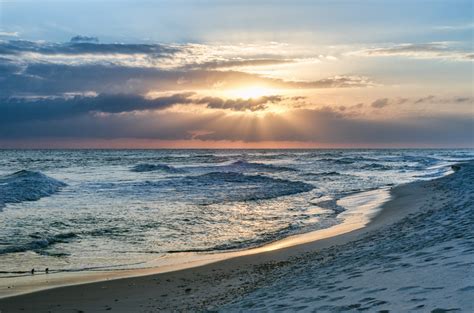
[225,86,275,99]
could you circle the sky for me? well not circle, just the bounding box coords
[0,0,473,148]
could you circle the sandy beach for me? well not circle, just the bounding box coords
[0,161,473,312]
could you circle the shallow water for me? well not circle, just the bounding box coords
[0,149,472,275]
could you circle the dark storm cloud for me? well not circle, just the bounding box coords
[0,63,176,96]
[1,106,472,146]
[0,111,222,141]
[192,108,474,146]
[0,92,288,124]
[0,93,195,123]
[0,62,372,97]
[2,90,472,145]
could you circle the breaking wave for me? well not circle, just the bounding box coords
[0,232,77,255]
[320,157,378,164]
[0,170,66,210]
[131,163,185,173]
[301,171,342,177]
[360,163,393,170]
[183,172,313,204]
[228,160,297,172]
[196,160,297,172]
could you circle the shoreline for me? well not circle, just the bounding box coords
[0,186,392,299]
[0,187,391,300]
[0,162,469,311]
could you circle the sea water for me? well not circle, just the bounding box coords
[0,149,472,276]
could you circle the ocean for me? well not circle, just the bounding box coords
[0,149,472,277]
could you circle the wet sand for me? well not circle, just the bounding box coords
[0,162,472,312]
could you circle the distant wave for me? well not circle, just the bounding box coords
[94,171,313,204]
[320,157,378,164]
[131,163,185,173]
[0,232,76,255]
[183,172,313,204]
[360,163,393,170]
[301,171,342,177]
[248,153,293,160]
[187,154,233,163]
[164,154,232,164]
[0,170,66,210]
[195,160,297,173]
[378,155,441,166]
[229,160,297,172]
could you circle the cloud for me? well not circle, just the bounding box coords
[371,98,389,108]
[0,40,298,69]
[454,97,471,103]
[0,92,292,125]
[181,58,294,70]
[344,95,468,112]
[188,108,473,146]
[354,42,473,61]
[0,60,374,97]
[367,95,473,108]
[434,23,474,31]
[0,93,196,123]
[411,95,473,105]
[1,105,471,147]
[0,31,19,37]
[2,38,470,147]
[414,95,435,104]
[70,35,99,43]
[198,95,284,111]
[0,40,178,58]
[0,39,376,97]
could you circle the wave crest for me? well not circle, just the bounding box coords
[131,163,185,173]
[0,170,66,210]
[230,160,297,171]
[0,232,76,255]
[184,172,313,204]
